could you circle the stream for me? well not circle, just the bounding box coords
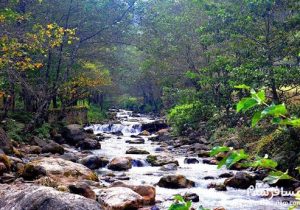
[86,110,293,210]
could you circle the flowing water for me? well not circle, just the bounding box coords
[85,110,294,210]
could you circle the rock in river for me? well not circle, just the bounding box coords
[97,187,143,210]
[157,175,195,189]
[79,155,109,170]
[0,184,101,210]
[62,124,86,145]
[78,138,101,150]
[107,157,132,171]
[22,157,98,184]
[125,138,145,144]
[224,172,256,189]
[126,147,150,155]
[146,155,178,166]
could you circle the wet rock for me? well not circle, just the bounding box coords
[202,158,218,165]
[224,139,240,149]
[183,192,199,202]
[42,141,64,155]
[214,207,226,210]
[78,138,101,150]
[203,176,215,180]
[69,182,96,200]
[0,173,16,184]
[53,134,65,144]
[29,146,42,154]
[0,184,102,210]
[184,157,200,164]
[31,136,48,147]
[126,138,145,144]
[224,172,256,189]
[140,130,150,136]
[97,187,143,210]
[62,124,86,145]
[141,121,168,132]
[207,183,227,191]
[60,152,79,162]
[157,175,195,189]
[111,181,156,205]
[154,147,165,152]
[107,157,132,171]
[0,127,13,154]
[132,159,147,167]
[160,163,178,171]
[0,162,7,176]
[0,154,11,171]
[146,155,179,166]
[218,172,234,178]
[197,150,210,157]
[79,155,109,170]
[85,128,94,134]
[22,157,98,184]
[126,147,150,155]
[34,176,58,188]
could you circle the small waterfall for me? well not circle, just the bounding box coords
[86,123,142,136]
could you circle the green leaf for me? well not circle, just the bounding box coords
[234,84,251,90]
[210,146,230,156]
[252,157,278,169]
[263,170,292,185]
[254,89,266,104]
[262,104,287,117]
[252,111,262,127]
[280,119,300,127]
[217,156,228,169]
[236,97,258,113]
[225,149,249,168]
[174,195,185,203]
[168,204,189,210]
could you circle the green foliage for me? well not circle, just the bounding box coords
[263,170,293,185]
[33,123,51,139]
[117,95,142,111]
[167,101,215,134]
[3,119,25,142]
[168,195,192,210]
[87,104,107,123]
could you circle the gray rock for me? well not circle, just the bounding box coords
[157,175,195,189]
[62,124,85,145]
[79,155,109,170]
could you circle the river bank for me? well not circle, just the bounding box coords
[0,109,296,210]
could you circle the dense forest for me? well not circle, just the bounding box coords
[0,0,300,210]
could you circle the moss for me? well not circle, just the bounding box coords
[146,155,157,165]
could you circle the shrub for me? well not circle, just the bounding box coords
[34,123,51,139]
[2,119,25,142]
[167,101,215,134]
[87,104,107,123]
[117,95,142,111]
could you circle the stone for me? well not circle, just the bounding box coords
[22,157,98,184]
[107,157,132,171]
[197,150,210,157]
[126,147,150,155]
[42,141,64,155]
[78,138,101,150]
[183,192,199,202]
[0,127,12,154]
[79,155,109,170]
[60,152,79,162]
[125,138,145,144]
[31,136,47,147]
[207,183,227,191]
[0,162,7,176]
[97,187,143,210]
[146,155,179,166]
[69,182,96,200]
[62,124,86,145]
[218,172,234,178]
[110,181,156,205]
[140,130,150,136]
[157,175,195,189]
[202,158,218,165]
[224,172,256,189]
[0,184,102,210]
[141,121,168,132]
[184,157,200,164]
[159,163,178,171]
[203,176,215,180]
[29,146,42,154]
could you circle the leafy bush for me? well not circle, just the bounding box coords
[8,111,33,123]
[117,95,142,111]
[87,104,107,123]
[3,119,25,142]
[167,101,215,134]
[162,87,198,110]
[34,123,51,139]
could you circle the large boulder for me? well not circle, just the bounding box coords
[21,157,98,184]
[78,138,101,150]
[62,124,85,145]
[224,172,256,189]
[97,187,143,210]
[0,184,101,210]
[141,121,168,133]
[42,141,64,154]
[107,157,132,171]
[146,155,178,166]
[0,127,12,154]
[126,147,150,155]
[79,155,109,170]
[110,181,156,205]
[157,175,195,189]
